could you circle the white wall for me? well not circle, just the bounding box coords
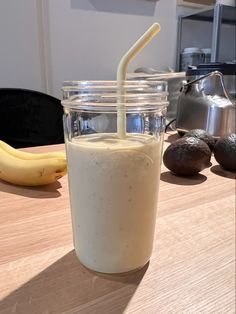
[0,0,179,98]
[0,0,45,92]
[46,0,178,98]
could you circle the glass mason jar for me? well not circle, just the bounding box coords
[62,80,168,274]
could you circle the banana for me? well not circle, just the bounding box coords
[0,140,66,160]
[0,145,67,186]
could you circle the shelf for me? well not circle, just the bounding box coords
[181,5,236,24]
[176,4,236,70]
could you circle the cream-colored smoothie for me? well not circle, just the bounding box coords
[66,133,162,273]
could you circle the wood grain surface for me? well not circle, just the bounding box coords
[0,132,235,314]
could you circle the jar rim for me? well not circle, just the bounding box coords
[61,101,169,112]
[61,80,169,111]
[62,79,168,89]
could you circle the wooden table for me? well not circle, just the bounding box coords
[0,133,235,314]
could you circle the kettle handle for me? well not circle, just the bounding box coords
[183,71,235,106]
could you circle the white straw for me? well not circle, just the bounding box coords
[116,23,161,138]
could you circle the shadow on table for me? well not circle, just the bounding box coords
[0,250,148,314]
[0,180,62,198]
[161,171,207,185]
[210,165,236,180]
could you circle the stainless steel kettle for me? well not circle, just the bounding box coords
[176,71,236,138]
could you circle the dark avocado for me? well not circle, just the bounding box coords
[214,134,236,172]
[163,136,211,176]
[183,129,215,152]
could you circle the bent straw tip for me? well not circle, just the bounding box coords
[150,22,161,32]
